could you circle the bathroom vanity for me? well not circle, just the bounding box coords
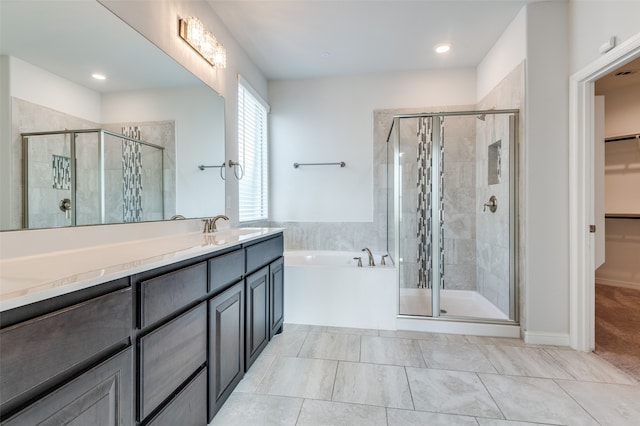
[0,228,284,425]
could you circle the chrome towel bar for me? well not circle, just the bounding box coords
[293,161,346,168]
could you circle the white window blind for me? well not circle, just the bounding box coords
[238,78,269,222]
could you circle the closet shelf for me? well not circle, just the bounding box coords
[604,214,640,219]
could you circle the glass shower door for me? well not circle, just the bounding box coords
[395,115,435,317]
[23,133,73,228]
[391,111,518,323]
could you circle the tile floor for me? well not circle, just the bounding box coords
[211,324,640,426]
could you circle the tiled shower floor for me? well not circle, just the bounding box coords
[210,323,640,425]
[400,288,508,320]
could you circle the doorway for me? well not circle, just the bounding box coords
[592,58,640,380]
[569,33,640,356]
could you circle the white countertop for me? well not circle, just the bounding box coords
[0,227,283,312]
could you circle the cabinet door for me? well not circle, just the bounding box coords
[269,257,285,339]
[3,347,133,426]
[245,267,269,371]
[209,281,244,421]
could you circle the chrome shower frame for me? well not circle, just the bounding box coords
[387,109,520,325]
[22,128,164,228]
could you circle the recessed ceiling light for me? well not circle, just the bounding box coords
[320,51,332,58]
[91,73,106,80]
[435,44,451,54]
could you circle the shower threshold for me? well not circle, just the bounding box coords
[399,288,508,321]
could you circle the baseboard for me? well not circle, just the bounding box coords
[595,279,640,290]
[524,331,570,347]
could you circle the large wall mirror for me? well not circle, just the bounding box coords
[0,0,226,231]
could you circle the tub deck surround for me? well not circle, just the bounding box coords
[284,250,397,330]
[0,227,284,312]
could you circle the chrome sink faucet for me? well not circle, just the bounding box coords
[201,215,229,233]
[211,215,229,231]
[362,248,375,267]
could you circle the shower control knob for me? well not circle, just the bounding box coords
[59,198,71,212]
[483,195,498,213]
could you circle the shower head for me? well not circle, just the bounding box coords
[477,114,486,121]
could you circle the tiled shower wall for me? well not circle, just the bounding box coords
[103,122,175,223]
[442,115,478,291]
[475,63,524,317]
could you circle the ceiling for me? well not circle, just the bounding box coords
[207,0,540,80]
[595,56,640,94]
[0,0,201,93]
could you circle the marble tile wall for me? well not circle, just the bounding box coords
[476,63,525,320]
[475,114,512,316]
[24,133,73,228]
[442,115,477,291]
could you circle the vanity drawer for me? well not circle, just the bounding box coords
[138,262,207,328]
[147,367,207,426]
[245,235,284,273]
[209,249,245,294]
[0,288,131,411]
[139,302,207,421]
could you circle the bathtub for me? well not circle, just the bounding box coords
[284,251,397,330]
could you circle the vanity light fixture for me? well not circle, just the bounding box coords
[178,16,227,68]
[434,43,451,54]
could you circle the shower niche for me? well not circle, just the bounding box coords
[22,128,164,229]
[488,140,502,185]
[386,110,518,324]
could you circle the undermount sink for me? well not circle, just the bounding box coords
[205,227,262,238]
[203,228,262,246]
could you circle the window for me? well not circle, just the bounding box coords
[238,77,269,222]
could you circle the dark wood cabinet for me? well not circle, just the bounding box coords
[269,257,285,339]
[208,281,245,420]
[245,266,269,370]
[0,231,284,425]
[147,367,207,426]
[138,262,207,328]
[0,287,131,420]
[138,302,207,420]
[3,347,133,426]
[245,234,284,274]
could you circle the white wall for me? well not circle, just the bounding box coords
[8,56,101,123]
[601,84,640,138]
[476,6,526,101]
[99,0,268,225]
[101,87,226,218]
[569,0,640,74]
[269,69,476,222]
[523,1,571,342]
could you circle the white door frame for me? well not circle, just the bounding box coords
[569,33,640,351]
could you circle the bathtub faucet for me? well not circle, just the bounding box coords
[361,248,375,267]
